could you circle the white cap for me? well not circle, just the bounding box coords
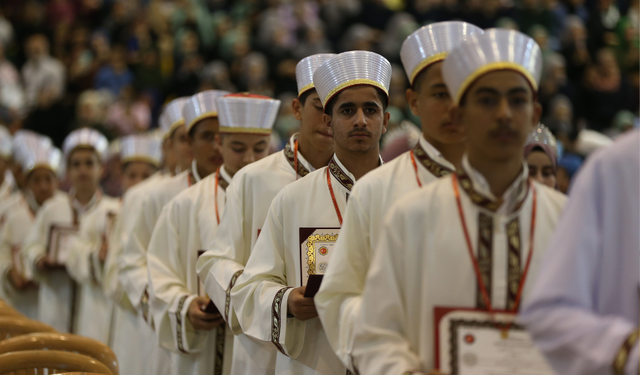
[183,90,231,133]
[14,136,61,175]
[526,123,557,155]
[401,21,483,85]
[0,126,12,160]
[62,128,109,162]
[120,135,162,167]
[159,97,189,139]
[442,29,543,105]
[313,51,392,108]
[296,54,337,97]
[216,93,280,134]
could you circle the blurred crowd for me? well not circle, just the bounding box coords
[0,0,637,157]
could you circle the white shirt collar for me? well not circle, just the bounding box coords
[219,165,233,185]
[461,155,529,214]
[289,133,316,173]
[69,188,101,215]
[191,159,203,183]
[418,136,457,172]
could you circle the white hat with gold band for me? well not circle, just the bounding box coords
[215,93,280,134]
[120,134,162,167]
[0,126,12,160]
[159,97,189,139]
[401,21,483,86]
[313,50,392,108]
[62,128,109,162]
[442,28,543,105]
[183,90,231,133]
[296,54,337,97]
[14,135,61,175]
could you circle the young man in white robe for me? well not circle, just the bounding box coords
[196,53,335,375]
[107,98,191,375]
[351,29,567,375]
[521,130,639,375]
[231,51,391,375]
[314,22,482,371]
[0,135,61,319]
[65,135,161,345]
[22,128,112,333]
[118,89,227,375]
[147,93,279,375]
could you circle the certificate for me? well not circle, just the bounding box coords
[46,224,79,265]
[435,307,556,375]
[299,227,340,287]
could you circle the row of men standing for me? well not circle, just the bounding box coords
[0,20,638,375]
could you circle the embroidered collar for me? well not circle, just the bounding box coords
[328,156,356,192]
[328,154,383,192]
[456,155,529,214]
[412,136,456,178]
[218,166,232,191]
[283,134,313,177]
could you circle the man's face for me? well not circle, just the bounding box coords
[526,150,556,188]
[452,70,541,162]
[407,62,465,146]
[67,149,103,192]
[293,91,333,152]
[323,86,389,154]
[26,168,58,205]
[218,133,270,176]
[168,126,193,172]
[189,117,222,177]
[121,161,157,192]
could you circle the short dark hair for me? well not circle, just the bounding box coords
[410,65,432,93]
[324,86,388,115]
[299,89,314,106]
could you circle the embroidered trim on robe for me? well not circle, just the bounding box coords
[283,141,311,178]
[412,141,454,178]
[214,325,226,375]
[176,294,189,354]
[612,329,640,375]
[506,217,521,310]
[271,286,293,355]
[476,212,493,309]
[329,158,354,192]
[225,270,243,323]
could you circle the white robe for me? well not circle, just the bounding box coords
[106,172,166,375]
[148,167,233,375]
[0,191,53,319]
[232,155,372,375]
[197,135,316,375]
[65,195,120,344]
[119,169,196,375]
[0,172,15,203]
[21,190,109,333]
[352,157,566,374]
[315,136,454,369]
[521,130,640,375]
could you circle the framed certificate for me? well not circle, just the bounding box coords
[435,307,555,375]
[46,224,79,265]
[299,227,340,287]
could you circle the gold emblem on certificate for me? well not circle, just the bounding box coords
[435,307,556,375]
[299,227,339,286]
[46,224,79,265]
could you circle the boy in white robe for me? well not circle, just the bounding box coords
[231,51,391,375]
[352,29,567,374]
[147,93,279,375]
[66,135,161,345]
[196,53,335,375]
[0,135,61,319]
[107,98,191,375]
[22,128,111,333]
[118,90,227,375]
[314,22,482,370]
[521,130,639,375]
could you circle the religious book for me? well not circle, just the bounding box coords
[46,224,79,265]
